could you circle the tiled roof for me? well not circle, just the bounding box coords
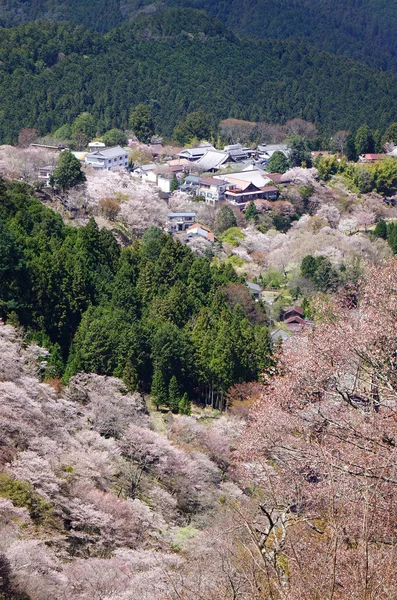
[88,145,128,159]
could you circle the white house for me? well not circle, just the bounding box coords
[85,146,129,170]
[199,177,227,204]
[167,212,196,233]
[133,163,157,183]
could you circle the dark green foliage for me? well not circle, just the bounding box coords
[151,368,168,409]
[129,104,155,143]
[215,206,237,234]
[345,132,358,161]
[355,124,374,155]
[101,128,128,147]
[170,174,179,192]
[178,392,191,415]
[267,151,289,174]
[2,0,397,77]
[168,375,181,413]
[71,112,97,147]
[245,200,258,224]
[0,185,272,409]
[2,15,397,143]
[383,122,397,145]
[0,472,54,525]
[301,255,340,291]
[173,110,213,145]
[387,222,397,254]
[51,151,86,191]
[288,136,312,168]
[373,219,387,240]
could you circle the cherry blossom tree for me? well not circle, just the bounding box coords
[238,260,397,599]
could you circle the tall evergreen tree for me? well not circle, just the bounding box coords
[51,151,86,191]
[151,368,168,410]
[168,375,180,413]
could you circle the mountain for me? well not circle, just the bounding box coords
[1,0,397,73]
[2,10,397,143]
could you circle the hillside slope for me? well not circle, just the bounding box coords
[1,0,396,73]
[2,11,397,142]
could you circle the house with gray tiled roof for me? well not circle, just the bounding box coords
[85,146,129,170]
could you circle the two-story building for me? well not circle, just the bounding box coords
[85,146,129,170]
[167,212,196,233]
[199,177,227,204]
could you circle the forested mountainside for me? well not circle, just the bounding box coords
[0,0,397,70]
[2,11,397,143]
[1,0,397,72]
[0,181,272,409]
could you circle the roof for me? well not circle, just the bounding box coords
[360,153,388,160]
[195,150,229,171]
[261,185,279,193]
[220,170,273,188]
[271,328,292,342]
[178,144,215,159]
[87,145,128,159]
[226,182,264,196]
[266,173,284,184]
[168,212,196,218]
[186,223,215,241]
[186,223,212,233]
[135,163,156,172]
[284,306,304,315]
[224,143,244,152]
[246,281,262,292]
[284,315,306,325]
[185,175,200,184]
[200,176,227,187]
[257,144,289,155]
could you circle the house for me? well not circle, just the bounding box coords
[199,177,227,203]
[280,306,313,334]
[167,212,196,233]
[37,165,55,186]
[178,144,215,161]
[257,144,289,162]
[157,174,173,193]
[282,306,304,321]
[133,163,157,183]
[194,149,229,172]
[224,143,251,162]
[180,174,201,194]
[85,146,129,170]
[218,168,273,189]
[271,328,293,343]
[359,153,388,163]
[266,172,292,186]
[261,185,279,200]
[185,223,215,242]
[88,141,106,152]
[246,281,262,301]
[225,182,274,204]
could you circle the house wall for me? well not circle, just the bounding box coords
[158,176,171,193]
[86,153,129,169]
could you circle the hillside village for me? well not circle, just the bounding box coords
[2,2,397,597]
[1,123,396,346]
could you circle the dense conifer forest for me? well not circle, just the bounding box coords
[1,0,397,74]
[0,181,271,409]
[2,10,397,143]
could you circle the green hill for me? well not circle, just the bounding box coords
[2,10,397,143]
[1,0,397,73]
